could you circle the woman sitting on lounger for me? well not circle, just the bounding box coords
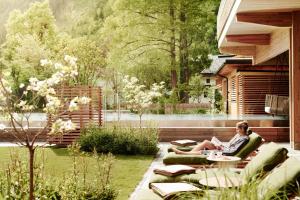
[172,121,250,156]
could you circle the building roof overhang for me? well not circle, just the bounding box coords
[217,0,300,64]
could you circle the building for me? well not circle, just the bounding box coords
[217,0,300,149]
[202,55,289,116]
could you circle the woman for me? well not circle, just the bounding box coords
[172,121,250,156]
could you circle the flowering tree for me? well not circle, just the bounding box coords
[122,76,164,128]
[0,55,90,200]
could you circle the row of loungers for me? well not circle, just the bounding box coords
[135,132,300,200]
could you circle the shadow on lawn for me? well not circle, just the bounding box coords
[48,146,156,161]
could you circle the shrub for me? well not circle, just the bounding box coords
[0,148,117,200]
[196,108,207,114]
[79,125,159,155]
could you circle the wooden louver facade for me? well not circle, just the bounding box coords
[48,85,102,146]
[228,71,289,116]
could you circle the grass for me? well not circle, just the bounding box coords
[0,147,154,200]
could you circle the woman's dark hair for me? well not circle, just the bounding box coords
[237,121,251,135]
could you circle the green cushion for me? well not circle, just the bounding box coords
[149,169,239,185]
[234,132,262,159]
[257,157,300,199]
[163,152,211,165]
[241,142,288,182]
[167,145,195,153]
[164,133,263,165]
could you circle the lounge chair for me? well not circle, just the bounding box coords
[163,132,263,166]
[150,142,288,185]
[140,143,292,200]
[200,156,300,199]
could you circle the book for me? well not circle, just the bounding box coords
[154,165,196,177]
[211,136,223,147]
[150,183,202,200]
[170,139,197,147]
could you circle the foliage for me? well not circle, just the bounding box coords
[0,148,117,200]
[79,124,159,155]
[122,76,165,127]
[214,88,224,113]
[0,55,91,200]
[171,177,297,200]
[189,73,206,103]
[101,0,220,88]
[0,147,153,200]
[59,36,106,86]
[0,1,59,94]
[206,86,224,114]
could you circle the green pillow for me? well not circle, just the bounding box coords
[257,157,300,199]
[165,133,262,165]
[234,132,262,159]
[167,145,195,153]
[163,152,211,165]
[241,142,288,182]
[149,169,239,185]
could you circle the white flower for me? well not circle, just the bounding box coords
[64,55,77,66]
[19,83,25,89]
[40,59,52,66]
[78,96,91,104]
[0,124,6,130]
[18,100,27,107]
[50,119,76,135]
[64,120,76,131]
[43,95,61,114]
[54,63,63,70]
[68,100,78,112]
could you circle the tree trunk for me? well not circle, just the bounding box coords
[139,113,142,128]
[169,0,177,89]
[179,2,189,103]
[29,147,35,200]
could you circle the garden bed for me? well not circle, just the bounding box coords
[0,147,154,200]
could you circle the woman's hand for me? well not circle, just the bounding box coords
[216,145,223,150]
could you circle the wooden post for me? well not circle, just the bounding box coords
[290,11,300,149]
[236,74,239,116]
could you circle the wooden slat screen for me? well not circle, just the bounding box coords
[48,85,102,145]
[238,72,289,115]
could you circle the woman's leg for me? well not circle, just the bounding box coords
[191,140,216,152]
[172,140,217,155]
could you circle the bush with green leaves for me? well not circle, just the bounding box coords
[0,147,117,200]
[79,125,159,155]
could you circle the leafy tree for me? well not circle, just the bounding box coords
[101,0,220,102]
[189,73,205,103]
[58,36,106,85]
[0,1,58,95]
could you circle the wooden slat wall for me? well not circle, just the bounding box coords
[48,86,102,146]
[159,127,289,142]
[229,75,238,115]
[237,72,289,116]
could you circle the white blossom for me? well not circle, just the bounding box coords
[50,119,76,135]
[78,96,91,104]
[0,124,6,130]
[68,100,79,112]
[40,59,52,66]
[64,55,77,66]
[19,83,25,89]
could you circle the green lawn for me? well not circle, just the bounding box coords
[0,147,154,200]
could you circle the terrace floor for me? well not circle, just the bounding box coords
[129,142,300,200]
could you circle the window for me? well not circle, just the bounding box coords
[206,79,210,84]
